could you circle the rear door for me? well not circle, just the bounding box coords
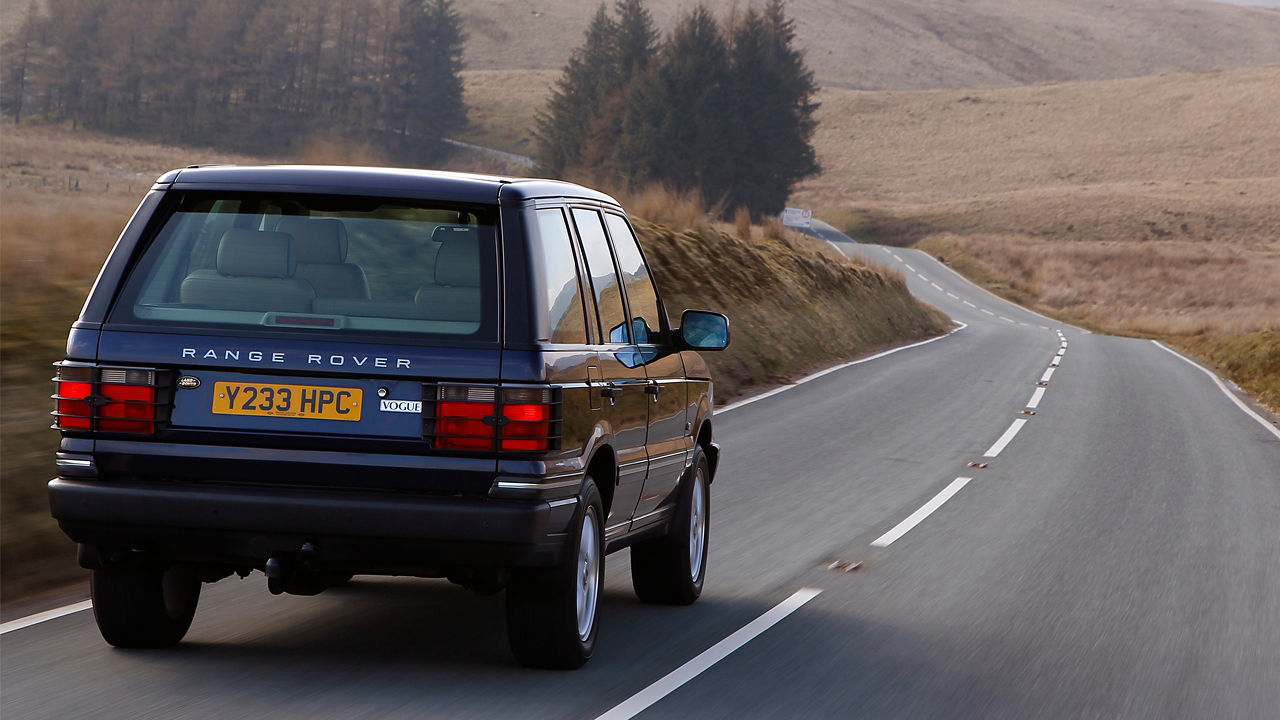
[571,207,651,536]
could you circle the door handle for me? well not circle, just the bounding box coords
[644,383,664,398]
[600,386,623,399]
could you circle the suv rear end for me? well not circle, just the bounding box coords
[49,166,727,668]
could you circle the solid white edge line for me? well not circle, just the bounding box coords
[1151,341,1280,440]
[1027,386,1046,409]
[719,323,968,414]
[1040,367,1055,383]
[984,419,1028,458]
[1,600,92,635]
[826,239,847,256]
[593,588,824,720]
[870,477,972,547]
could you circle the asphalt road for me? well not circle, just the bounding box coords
[4,230,1279,719]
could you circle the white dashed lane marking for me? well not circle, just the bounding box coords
[984,419,1029,458]
[1027,387,1046,409]
[871,477,972,547]
[594,589,824,720]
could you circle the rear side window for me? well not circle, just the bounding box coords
[573,209,629,344]
[111,192,499,340]
[533,209,589,344]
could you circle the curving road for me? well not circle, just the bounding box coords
[4,229,1279,719]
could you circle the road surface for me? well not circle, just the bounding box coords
[4,230,1278,719]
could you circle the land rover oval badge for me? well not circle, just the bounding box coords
[177,376,201,389]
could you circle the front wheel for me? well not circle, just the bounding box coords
[91,565,201,648]
[631,447,710,605]
[506,479,605,669]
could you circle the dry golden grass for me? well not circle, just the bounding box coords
[452,0,1280,90]
[799,64,1280,411]
[458,69,559,156]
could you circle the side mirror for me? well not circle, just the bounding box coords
[678,310,729,351]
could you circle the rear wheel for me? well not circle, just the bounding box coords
[506,479,604,669]
[91,565,201,648]
[631,447,710,605]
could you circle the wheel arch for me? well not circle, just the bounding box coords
[584,444,617,516]
[694,419,719,482]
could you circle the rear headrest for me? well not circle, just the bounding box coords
[217,229,297,278]
[431,225,480,287]
[276,217,348,264]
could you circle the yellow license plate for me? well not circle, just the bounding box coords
[211,382,362,421]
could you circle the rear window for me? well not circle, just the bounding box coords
[110,192,499,340]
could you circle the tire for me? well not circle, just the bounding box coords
[506,479,604,669]
[90,565,201,648]
[631,446,709,605]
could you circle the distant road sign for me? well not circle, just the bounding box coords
[781,207,813,229]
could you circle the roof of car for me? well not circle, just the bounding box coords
[157,165,620,206]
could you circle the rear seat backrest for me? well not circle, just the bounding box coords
[180,229,316,312]
[415,225,481,322]
[275,217,371,300]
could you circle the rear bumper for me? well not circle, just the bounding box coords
[49,477,579,572]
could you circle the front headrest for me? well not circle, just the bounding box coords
[217,229,296,278]
[276,217,348,264]
[431,225,480,287]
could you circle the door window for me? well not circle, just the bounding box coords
[604,213,665,344]
[573,209,629,344]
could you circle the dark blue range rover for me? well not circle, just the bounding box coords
[49,166,728,668]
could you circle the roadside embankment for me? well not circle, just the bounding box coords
[635,218,951,402]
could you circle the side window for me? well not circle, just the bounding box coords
[534,209,589,344]
[573,208,629,344]
[604,213,664,344]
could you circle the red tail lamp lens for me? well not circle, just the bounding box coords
[436,400,495,451]
[56,381,93,430]
[99,384,157,433]
[500,403,552,452]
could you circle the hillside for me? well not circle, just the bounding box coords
[454,0,1280,90]
[794,64,1280,409]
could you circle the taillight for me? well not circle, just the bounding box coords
[430,384,559,454]
[436,385,497,451]
[53,364,163,434]
[500,388,554,453]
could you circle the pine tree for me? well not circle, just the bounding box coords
[533,4,618,176]
[727,0,818,218]
[382,0,467,162]
[617,5,732,201]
